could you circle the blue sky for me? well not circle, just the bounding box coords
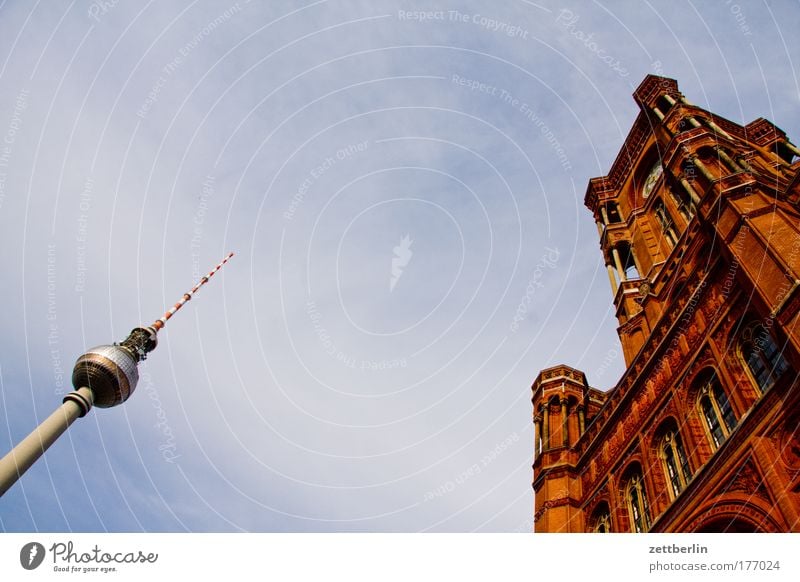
[0,0,798,532]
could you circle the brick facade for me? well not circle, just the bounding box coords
[532,75,800,533]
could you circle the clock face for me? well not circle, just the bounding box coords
[642,161,663,199]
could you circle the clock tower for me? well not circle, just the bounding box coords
[532,75,800,532]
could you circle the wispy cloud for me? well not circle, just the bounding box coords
[0,0,798,532]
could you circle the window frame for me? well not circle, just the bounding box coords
[738,322,790,393]
[653,199,679,247]
[660,429,692,499]
[697,376,736,451]
[626,471,651,533]
[590,504,613,533]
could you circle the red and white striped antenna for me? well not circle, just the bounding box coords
[152,252,234,331]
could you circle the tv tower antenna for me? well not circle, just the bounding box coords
[0,252,234,496]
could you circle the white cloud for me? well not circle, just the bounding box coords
[0,0,798,532]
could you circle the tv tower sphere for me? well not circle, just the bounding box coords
[71,325,158,408]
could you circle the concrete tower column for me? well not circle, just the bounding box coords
[0,387,93,497]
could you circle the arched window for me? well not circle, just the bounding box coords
[589,502,612,533]
[697,373,736,450]
[625,469,651,532]
[654,200,679,247]
[660,430,692,498]
[739,322,790,392]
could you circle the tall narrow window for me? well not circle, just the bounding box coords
[668,186,694,222]
[654,201,679,247]
[661,430,692,498]
[740,322,790,392]
[699,376,736,450]
[626,472,651,533]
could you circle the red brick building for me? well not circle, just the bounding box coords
[532,75,800,532]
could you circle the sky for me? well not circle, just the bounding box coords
[0,0,799,533]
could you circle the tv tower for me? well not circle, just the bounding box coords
[0,252,234,497]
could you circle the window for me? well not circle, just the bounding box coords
[626,471,651,532]
[654,200,679,247]
[739,322,790,392]
[595,513,612,533]
[698,375,736,450]
[661,430,692,498]
[606,202,622,223]
[590,503,612,533]
[668,186,694,222]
